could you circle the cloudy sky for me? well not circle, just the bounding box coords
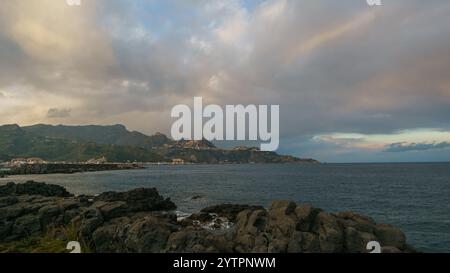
[1,0,450,162]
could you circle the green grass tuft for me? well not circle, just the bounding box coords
[0,225,93,253]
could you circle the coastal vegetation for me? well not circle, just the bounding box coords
[0,225,91,253]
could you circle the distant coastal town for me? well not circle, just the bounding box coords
[0,156,210,177]
[0,154,286,177]
[0,157,147,177]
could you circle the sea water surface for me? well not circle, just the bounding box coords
[1,163,449,253]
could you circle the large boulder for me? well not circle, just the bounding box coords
[95,188,176,212]
[0,196,18,208]
[267,201,298,237]
[312,212,344,253]
[165,227,233,253]
[344,227,378,253]
[72,207,104,238]
[38,204,63,229]
[0,181,72,197]
[295,204,321,232]
[374,224,406,249]
[236,209,267,236]
[337,211,376,233]
[92,217,131,253]
[0,220,13,240]
[11,214,42,239]
[234,209,268,253]
[91,212,179,253]
[93,201,128,220]
[289,232,320,253]
[124,214,177,253]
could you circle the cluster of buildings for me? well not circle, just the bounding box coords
[8,158,47,167]
[164,139,216,150]
[232,147,261,152]
[171,158,185,165]
[5,156,111,167]
[85,157,108,164]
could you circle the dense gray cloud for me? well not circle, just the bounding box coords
[1,0,450,161]
[47,108,72,118]
[385,142,450,153]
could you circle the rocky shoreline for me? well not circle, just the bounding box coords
[0,181,416,253]
[0,163,144,176]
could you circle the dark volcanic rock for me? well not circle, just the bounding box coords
[231,201,415,254]
[0,182,416,253]
[185,212,214,223]
[93,213,178,253]
[165,226,234,253]
[201,204,264,222]
[374,223,406,249]
[95,188,176,212]
[0,182,176,245]
[0,181,72,198]
[0,196,19,208]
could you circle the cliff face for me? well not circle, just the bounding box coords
[0,182,414,253]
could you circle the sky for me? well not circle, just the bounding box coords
[0,0,450,162]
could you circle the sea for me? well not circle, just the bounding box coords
[1,163,449,253]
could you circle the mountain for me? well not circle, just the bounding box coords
[1,124,318,164]
[22,124,223,151]
[22,124,173,149]
[0,125,162,162]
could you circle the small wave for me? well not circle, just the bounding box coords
[175,210,191,221]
